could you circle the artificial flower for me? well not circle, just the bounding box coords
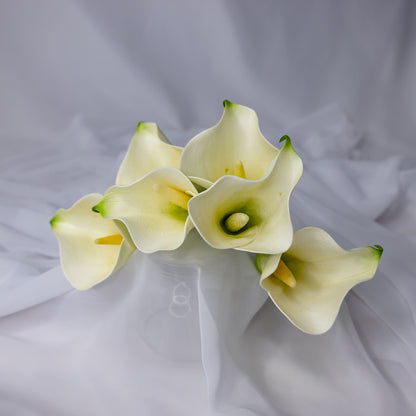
[256,227,383,334]
[50,193,135,290]
[180,100,279,188]
[93,167,198,253]
[187,137,303,253]
[116,122,183,185]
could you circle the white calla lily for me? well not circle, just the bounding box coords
[50,194,135,290]
[116,122,183,185]
[188,137,303,253]
[180,100,279,187]
[257,227,383,335]
[93,167,198,253]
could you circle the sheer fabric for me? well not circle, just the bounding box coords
[1,109,415,415]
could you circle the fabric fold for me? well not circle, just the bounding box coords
[2,111,416,416]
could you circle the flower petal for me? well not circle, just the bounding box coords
[116,122,183,185]
[259,227,383,334]
[180,101,279,183]
[256,253,281,278]
[188,138,303,253]
[50,194,135,290]
[95,168,197,253]
[188,176,213,190]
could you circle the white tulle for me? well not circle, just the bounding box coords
[1,109,416,416]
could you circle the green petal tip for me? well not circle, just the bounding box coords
[223,99,233,108]
[280,136,295,153]
[373,244,384,256]
[91,205,101,213]
[49,215,58,228]
[136,121,144,131]
[279,135,291,143]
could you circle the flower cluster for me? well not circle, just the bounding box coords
[51,101,383,334]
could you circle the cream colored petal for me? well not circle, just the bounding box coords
[188,138,302,254]
[50,194,135,290]
[116,122,183,185]
[188,176,213,190]
[113,219,136,249]
[180,101,279,183]
[243,137,303,253]
[257,253,281,282]
[259,227,383,334]
[188,176,262,249]
[95,168,197,253]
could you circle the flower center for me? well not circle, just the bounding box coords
[224,212,250,233]
[272,260,296,288]
[94,234,123,245]
[153,184,194,210]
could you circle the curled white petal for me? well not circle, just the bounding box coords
[95,168,197,253]
[180,101,279,184]
[259,227,383,334]
[50,194,135,290]
[116,122,183,185]
[188,176,213,190]
[188,138,303,254]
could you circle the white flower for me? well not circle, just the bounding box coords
[116,122,183,185]
[180,100,279,188]
[257,227,383,334]
[50,194,135,290]
[187,137,303,253]
[93,167,198,253]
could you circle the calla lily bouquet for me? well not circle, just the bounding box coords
[51,101,383,335]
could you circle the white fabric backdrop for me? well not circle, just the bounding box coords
[1,1,416,415]
[1,0,416,158]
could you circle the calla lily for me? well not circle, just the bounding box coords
[180,100,279,188]
[187,137,303,253]
[93,167,198,253]
[116,122,183,185]
[257,227,383,335]
[50,194,135,290]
